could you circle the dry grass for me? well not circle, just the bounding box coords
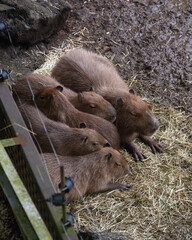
[71,105,192,240]
[35,40,192,240]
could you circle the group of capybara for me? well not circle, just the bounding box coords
[13,48,162,201]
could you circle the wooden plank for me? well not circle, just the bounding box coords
[0,137,23,147]
[0,141,53,240]
[0,82,79,240]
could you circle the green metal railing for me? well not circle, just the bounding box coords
[0,81,79,240]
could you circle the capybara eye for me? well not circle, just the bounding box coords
[92,142,98,146]
[90,104,96,108]
[40,96,45,100]
[115,162,121,167]
[104,142,111,147]
[80,122,87,128]
[130,112,137,117]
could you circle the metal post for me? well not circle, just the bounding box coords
[60,165,67,224]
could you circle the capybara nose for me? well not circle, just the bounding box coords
[104,142,111,147]
[154,118,160,130]
[110,115,116,123]
[125,164,129,174]
[109,107,117,121]
[150,118,159,133]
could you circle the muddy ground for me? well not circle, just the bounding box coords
[1,0,191,113]
[0,0,191,239]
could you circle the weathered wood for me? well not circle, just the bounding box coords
[0,141,53,240]
[0,81,79,240]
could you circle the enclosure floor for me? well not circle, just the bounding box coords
[0,0,191,239]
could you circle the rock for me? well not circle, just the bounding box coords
[0,0,71,45]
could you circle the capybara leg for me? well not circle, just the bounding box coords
[123,142,147,162]
[99,182,132,193]
[139,136,163,154]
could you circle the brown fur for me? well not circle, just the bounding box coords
[18,103,110,156]
[51,48,161,160]
[13,73,116,121]
[34,87,120,149]
[41,148,130,201]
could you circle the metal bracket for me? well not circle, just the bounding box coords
[46,193,66,206]
[0,22,6,31]
[60,177,74,193]
[63,213,75,228]
[0,69,10,81]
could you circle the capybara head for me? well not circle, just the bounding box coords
[71,128,111,155]
[101,147,129,177]
[35,86,63,110]
[116,90,159,137]
[76,91,117,122]
[34,86,71,121]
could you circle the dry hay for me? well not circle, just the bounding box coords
[71,106,191,240]
[35,41,192,240]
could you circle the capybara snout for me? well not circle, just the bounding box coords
[115,94,159,137]
[76,91,117,122]
[72,128,110,155]
[145,110,159,135]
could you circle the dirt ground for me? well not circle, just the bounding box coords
[55,0,192,113]
[0,0,191,239]
[1,0,191,113]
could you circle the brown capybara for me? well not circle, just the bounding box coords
[51,48,162,161]
[41,147,131,201]
[13,73,116,122]
[34,86,120,149]
[18,103,110,156]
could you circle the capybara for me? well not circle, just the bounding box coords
[41,147,131,201]
[51,48,162,161]
[34,86,120,149]
[18,103,110,156]
[13,73,116,122]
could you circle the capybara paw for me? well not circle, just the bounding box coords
[140,136,163,154]
[149,140,163,154]
[132,150,147,162]
[143,137,163,154]
[124,142,147,162]
[119,182,132,191]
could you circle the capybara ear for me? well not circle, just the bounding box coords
[129,89,135,94]
[81,136,88,143]
[89,86,95,92]
[105,152,112,161]
[56,86,63,92]
[117,97,124,106]
[78,92,84,102]
[104,142,111,147]
[80,122,87,128]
